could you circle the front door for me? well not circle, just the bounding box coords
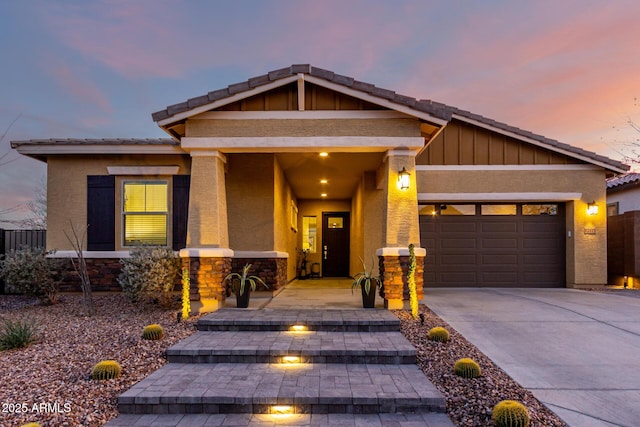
[322,212,350,277]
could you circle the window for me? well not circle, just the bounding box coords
[123,181,168,246]
[302,216,317,252]
[327,217,344,228]
[440,204,476,215]
[481,204,516,215]
[607,203,619,217]
[523,204,558,215]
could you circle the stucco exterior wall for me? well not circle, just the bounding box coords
[417,168,608,286]
[46,155,191,251]
[273,156,298,281]
[361,171,385,278]
[226,153,274,251]
[186,118,421,137]
[608,186,640,214]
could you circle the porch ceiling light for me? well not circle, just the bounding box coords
[321,193,327,198]
[319,152,329,157]
[587,201,599,216]
[320,179,328,184]
[398,167,411,191]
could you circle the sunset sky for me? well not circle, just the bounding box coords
[1,0,640,224]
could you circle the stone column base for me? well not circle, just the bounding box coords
[377,247,426,310]
[180,248,233,314]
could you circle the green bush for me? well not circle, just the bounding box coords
[453,357,482,378]
[118,246,180,306]
[0,247,65,305]
[492,400,530,427]
[427,326,450,342]
[142,324,164,340]
[91,360,122,380]
[0,317,39,350]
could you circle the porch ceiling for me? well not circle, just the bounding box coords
[276,152,384,199]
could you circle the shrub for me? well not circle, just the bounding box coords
[118,246,180,306]
[407,243,419,319]
[453,357,482,378]
[0,247,64,305]
[142,324,164,340]
[0,317,39,350]
[492,400,530,427]
[20,423,42,427]
[181,267,190,320]
[91,360,122,380]
[427,326,450,342]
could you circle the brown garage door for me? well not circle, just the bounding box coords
[420,203,565,288]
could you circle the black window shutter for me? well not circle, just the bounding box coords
[87,176,115,251]
[172,175,190,250]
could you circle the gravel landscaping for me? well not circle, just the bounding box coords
[0,294,201,427]
[0,294,568,427]
[396,305,567,426]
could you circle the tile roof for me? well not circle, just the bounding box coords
[151,64,628,172]
[606,172,640,189]
[11,138,178,148]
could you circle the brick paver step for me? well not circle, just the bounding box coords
[197,309,400,332]
[105,412,456,426]
[166,330,416,364]
[117,362,446,415]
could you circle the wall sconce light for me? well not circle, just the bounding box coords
[398,167,410,191]
[587,201,599,216]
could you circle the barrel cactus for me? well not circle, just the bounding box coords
[492,400,530,427]
[453,357,481,378]
[91,360,122,380]
[142,324,164,340]
[428,326,450,342]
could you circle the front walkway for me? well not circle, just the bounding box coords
[424,288,640,427]
[106,280,454,427]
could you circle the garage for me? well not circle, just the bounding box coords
[419,203,566,287]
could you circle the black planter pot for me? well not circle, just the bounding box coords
[361,282,377,308]
[235,288,251,308]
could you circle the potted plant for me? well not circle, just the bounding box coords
[352,256,381,308]
[223,263,268,308]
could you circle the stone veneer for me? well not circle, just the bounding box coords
[58,258,123,292]
[378,255,425,306]
[231,258,287,291]
[183,256,232,303]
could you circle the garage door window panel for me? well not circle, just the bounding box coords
[440,204,476,215]
[523,204,558,215]
[481,204,516,215]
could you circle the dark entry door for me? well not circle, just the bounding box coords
[322,212,350,277]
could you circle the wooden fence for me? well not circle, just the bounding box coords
[0,229,47,293]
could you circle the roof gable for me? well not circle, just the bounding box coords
[152,64,628,173]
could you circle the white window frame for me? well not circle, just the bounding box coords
[122,180,169,247]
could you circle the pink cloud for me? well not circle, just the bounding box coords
[47,59,112,114]
[398,2,640,157]
[40,1,198,79]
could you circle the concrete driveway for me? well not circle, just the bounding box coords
[424,288,640,427]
